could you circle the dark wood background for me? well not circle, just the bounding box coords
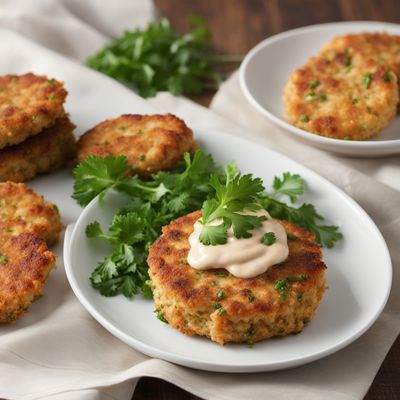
[134,1,400,399]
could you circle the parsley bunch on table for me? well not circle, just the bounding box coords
[72,150,342,298]
[86,17,239,97]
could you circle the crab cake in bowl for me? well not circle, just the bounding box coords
[0,73,67,149]
[147,210,327,345]
[320,33,400,93]
[283,48,398,140]
[0,232,56,323]
[0,116,76,182]
[0,181,62,246]
[77,114,195,178]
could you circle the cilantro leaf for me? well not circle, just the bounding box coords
[312,225,343,249]
[90,243,149,297]
[199,221,229,245]
[271,172,304,203]
[261,197,342,248]
[225,211,265,239]
[200,173,266,245]
[72,155,128,206]
[86,213,145,245]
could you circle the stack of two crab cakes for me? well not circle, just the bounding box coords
[0,73,77,182]
[0,181,62,323]
[284,33,400,140]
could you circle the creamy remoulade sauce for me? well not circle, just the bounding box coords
[187,210,289,278]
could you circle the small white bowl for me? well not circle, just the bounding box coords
[239,21,400,157]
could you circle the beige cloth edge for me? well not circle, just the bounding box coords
[0,1,398,399]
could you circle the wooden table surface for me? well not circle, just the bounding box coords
[134,1,400,399]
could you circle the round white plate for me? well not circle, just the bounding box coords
[239,21,400,157]
[64,128,392,373]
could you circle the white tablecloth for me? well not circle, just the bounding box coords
[0,1,399,399]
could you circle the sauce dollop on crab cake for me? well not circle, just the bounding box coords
[77,114,196,178]
[0,73,67,149]
[283,48,398,140]
[147,210,327,345]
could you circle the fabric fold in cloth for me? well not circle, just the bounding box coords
[0,1,399,399]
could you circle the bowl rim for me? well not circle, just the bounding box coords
[239,20,400,150]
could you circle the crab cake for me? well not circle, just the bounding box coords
[0,232,56,323]
[0,117,76,182]
[321,33,400,92]
[0,73,67,149]
[148,210,326,345]
[0,182,62,246]
[283,48,398,140]
[77,114,195,178]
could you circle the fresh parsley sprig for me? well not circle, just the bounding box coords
[199,173,266,245]
[85,17,241,98]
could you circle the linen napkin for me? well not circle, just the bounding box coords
[0,1,399,400]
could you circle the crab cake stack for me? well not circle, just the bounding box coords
[284,32,400,140]
[0,73,77,182]
[148,211,327,345]
[0,182,62,323]
[77,114,196,178]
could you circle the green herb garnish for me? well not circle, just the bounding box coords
[305,92,316,101]
[72,151,342,298]
[217,290,226,300]
[287,233,297,241]
[270,172,304,203]
[300,114,309,123]
[155,309,168,323]
[274,279,289,301]
[246,340,254,348]
[199,173,266,245]
[274,275,309,301]
[310,80,319,89]
[319,94,327,101]
[363,72,373,89]
[384,73,393,82]
[218,307,226,316]
[0,253,8,265]
[85,17,240,98]
[285,274,309,282]
[261,232,276,246]
[343,48,352,67]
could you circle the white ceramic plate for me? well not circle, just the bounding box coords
[64,129,392,373]
[239,21,400,157]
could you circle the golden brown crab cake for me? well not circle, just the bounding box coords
[320,33,400,99]
[0,117,76,182]
[0,73,67,149]
[148,210,327,345]
[77,114,195,178]
[0,182,62,246]
[283,48,398,140]
[0,232,56,323]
